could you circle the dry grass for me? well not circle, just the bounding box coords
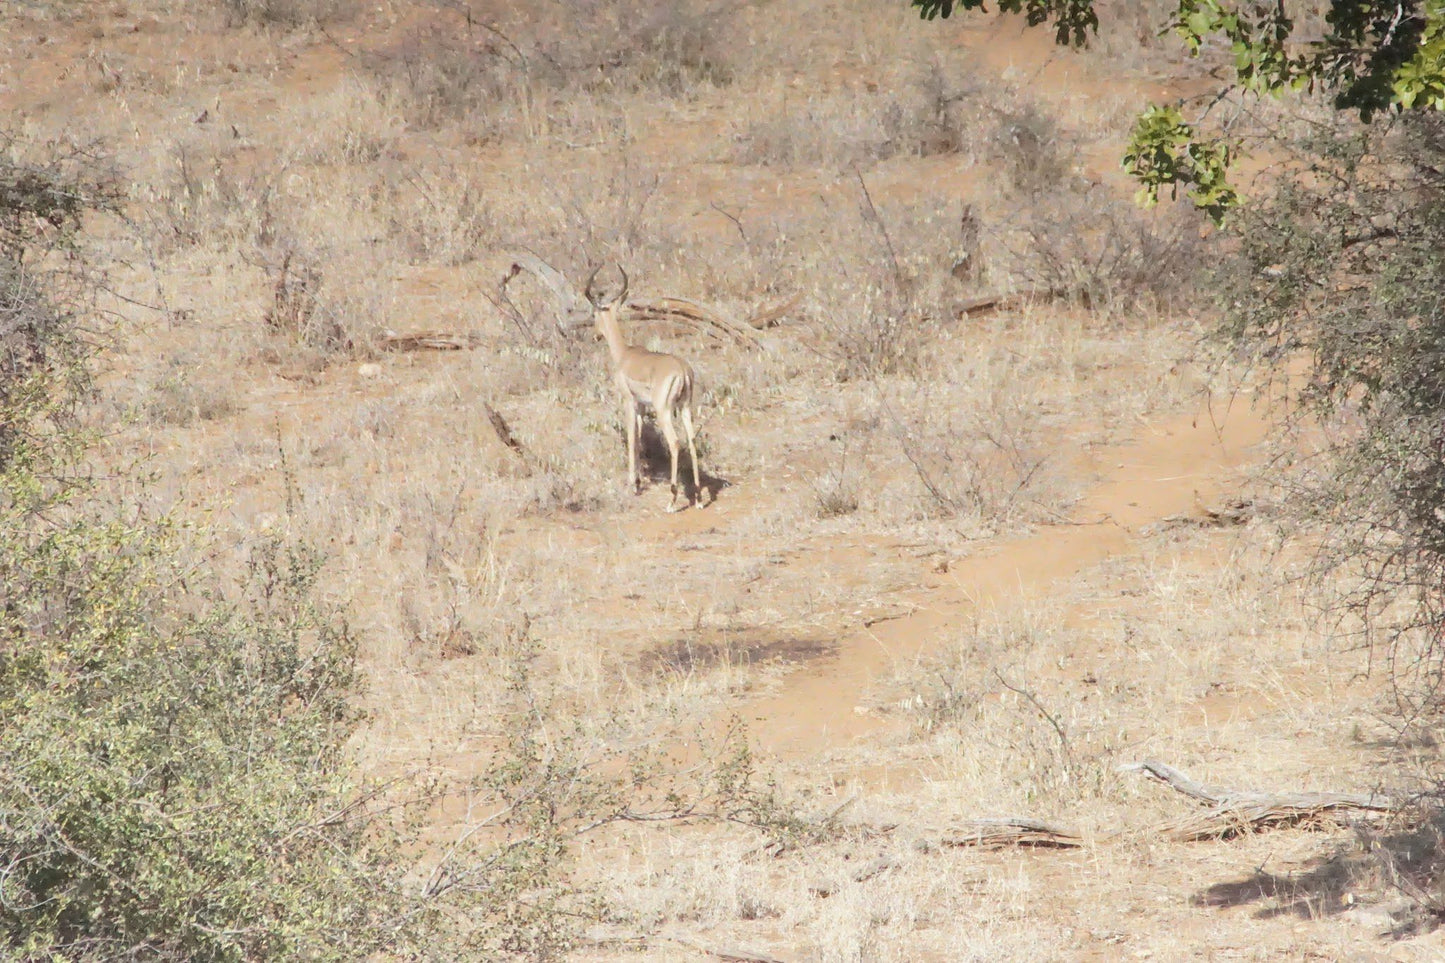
[5,0,1441,958]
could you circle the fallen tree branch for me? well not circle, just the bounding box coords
[1122,758,1397,841]
[378,330,481,351]
[934,818,1083,849]
[952,287,1070,319]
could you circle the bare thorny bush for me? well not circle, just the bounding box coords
[360,0,736,142]
[0,133,122,462]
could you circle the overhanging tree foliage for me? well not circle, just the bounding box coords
[912,0,1445,220]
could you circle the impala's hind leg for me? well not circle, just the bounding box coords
[681,403,703,507]
[658,403,685,512]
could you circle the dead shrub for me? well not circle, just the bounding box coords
[734,66,982,170]
[364,27,529,136]
[139,363,240,427]
[365,2,735,142]
[289,79,404,165]
[146,143,285,253]
[986,102,1073,196]
[884,394,1058,529]
[375,162,500,265]
[214,0,344,27]
[260,247,380,359]
[995,186,1204,312]
[807,440,865,519]
[622,3,736,94]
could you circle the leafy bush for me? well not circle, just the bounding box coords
[0,133,411,962]
[0,523,407,960]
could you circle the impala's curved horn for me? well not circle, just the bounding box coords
[583,264,605,307]
[615,264,629,305]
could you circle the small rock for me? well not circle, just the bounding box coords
[358,362,382,378]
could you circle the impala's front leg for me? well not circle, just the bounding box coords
[623,394,641,495]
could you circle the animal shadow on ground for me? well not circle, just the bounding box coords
[632,420,728,506]
[1190,816,1445,935]
[637,631,835,677]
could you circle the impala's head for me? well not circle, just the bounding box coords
[583,263,629,338]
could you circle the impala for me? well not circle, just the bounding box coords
[585,265,705,512]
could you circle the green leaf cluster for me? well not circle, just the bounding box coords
[910,0,1097,46]
[1123,104,1238,223]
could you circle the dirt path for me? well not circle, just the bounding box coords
[734,393,1274,762]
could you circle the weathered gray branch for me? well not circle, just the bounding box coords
[936,817,1083,849]
[1122,758,1397,841]
[499,251,593,333]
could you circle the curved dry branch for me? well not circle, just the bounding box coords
[1123,758,1397,841]
[625,297,763,350]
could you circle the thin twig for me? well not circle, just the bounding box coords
[853,166,907,294]
[993,668,1074,768]
[710,202,749,246]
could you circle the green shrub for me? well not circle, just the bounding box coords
[0,521,407,960]
[0,132,409,962]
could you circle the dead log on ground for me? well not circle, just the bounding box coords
[952,286,1073,319]
[1123,758,1397,841]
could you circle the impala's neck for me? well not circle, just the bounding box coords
[595,304,630,367]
